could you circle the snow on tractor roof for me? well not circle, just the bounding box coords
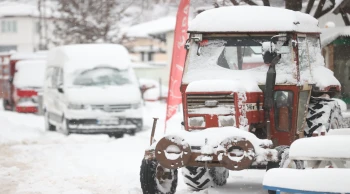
[47,44,131,72]
[188,6,320,33]
[14,59,46,88]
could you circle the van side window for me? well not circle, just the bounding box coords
[57,68,63,86]
[46,67,60,88]
[45,67,54,88]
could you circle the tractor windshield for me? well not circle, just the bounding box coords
[186,36,291,71]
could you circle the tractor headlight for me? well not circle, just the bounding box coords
[68,103,86,110]
[188,116,205,127]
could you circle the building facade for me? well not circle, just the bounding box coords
[0,2,51,53]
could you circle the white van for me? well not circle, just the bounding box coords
[43,44,143,137]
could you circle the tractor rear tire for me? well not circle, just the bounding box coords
[182,166,228,190]
[305,97,344,137]
[140,159,177,194]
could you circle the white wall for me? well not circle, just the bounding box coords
[319,12,346,28]
[0,17,40,52]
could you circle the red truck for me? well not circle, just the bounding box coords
[1,52,46,113]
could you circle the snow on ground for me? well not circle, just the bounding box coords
[0,101,266,194]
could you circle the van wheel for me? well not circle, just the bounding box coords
[109,132,124,138]
[136,120,143,132]
[44,112,56,131]
[3,100,12,111]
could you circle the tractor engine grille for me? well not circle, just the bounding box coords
[187,94,234,114]
[90,104,131,112]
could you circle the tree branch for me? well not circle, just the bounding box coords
[230,0,239,5]
[305,0,315,14]
[262,0,270,6]
[340,7,350,26]
[243,0,258,5]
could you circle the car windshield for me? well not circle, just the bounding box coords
[188,36,291,71]
[73,67,132,86]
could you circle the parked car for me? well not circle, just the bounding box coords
[13,59,46,113]
[43,44,143,138]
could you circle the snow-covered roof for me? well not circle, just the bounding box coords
[10,52,46,61]
[47,44,131,72]
[14,60,46,88]
[0,2,39,18]
[320,27,350,47]
[188,6,320,33]
[124,16,176,38]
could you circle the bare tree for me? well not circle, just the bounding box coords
[53,0,135,45]
[209,0,349,26]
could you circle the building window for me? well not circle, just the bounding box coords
[1,20,17,33]
[0,45,17,52]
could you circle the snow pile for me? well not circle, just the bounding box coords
[13,60,46,88]
[264,168,350,193]
[47,44,131,73]
[143,86,168,101]
[140,78,168,101]
[321,26,350,47]
[124,16,176,38]
[189,6,320,33]
[0,111,45,145]
[289,135,350,160]
[186,80,261,93]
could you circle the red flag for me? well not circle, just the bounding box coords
[165,0,190,130]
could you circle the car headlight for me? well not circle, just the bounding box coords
[132,102,142,109]
[68,103,86,110]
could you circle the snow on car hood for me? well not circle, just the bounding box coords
[65,85,141,105]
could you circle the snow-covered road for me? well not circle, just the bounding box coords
[0,102,267,194]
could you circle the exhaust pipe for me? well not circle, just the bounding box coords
[264,54,281,139]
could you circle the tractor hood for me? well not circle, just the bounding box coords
[185,79,262,93]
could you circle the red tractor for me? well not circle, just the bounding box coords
[140,6,344,194]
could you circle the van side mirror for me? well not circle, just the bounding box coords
[57,85,64,93]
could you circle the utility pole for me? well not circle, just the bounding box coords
[38,0,43,50]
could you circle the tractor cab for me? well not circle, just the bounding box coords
[181,6,340,146]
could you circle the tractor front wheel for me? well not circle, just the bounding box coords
[140,159,177,194]
[182,166,229,191]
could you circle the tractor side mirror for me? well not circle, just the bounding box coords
[262,42,277,64]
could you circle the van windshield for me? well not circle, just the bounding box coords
[73,67,132,86]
